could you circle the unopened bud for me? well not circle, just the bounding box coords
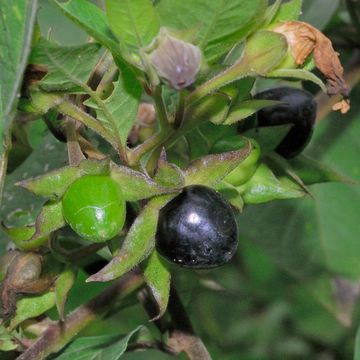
[149,32,202,90]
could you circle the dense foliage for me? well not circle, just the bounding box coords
[0,0,360,359]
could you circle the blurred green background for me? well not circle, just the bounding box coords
[2,0,360,359]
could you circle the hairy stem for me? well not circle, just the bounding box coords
[16,271,143,360]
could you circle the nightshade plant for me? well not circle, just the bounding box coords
[0,0,356,359]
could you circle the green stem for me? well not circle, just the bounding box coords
[56,101,117,150]
[16,271,143,360]
[127,86,172,167]
[153,86,171,131]
[174,91,186,129]
[0,134,11,208]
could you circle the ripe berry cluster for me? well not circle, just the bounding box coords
[62,87,317,269]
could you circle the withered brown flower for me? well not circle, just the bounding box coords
[274,21,350,113]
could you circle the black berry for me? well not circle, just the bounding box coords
[255,87,317,158]
[155,185,238,269]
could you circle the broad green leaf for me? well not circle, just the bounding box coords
[244,124,293,155]
[223,100,282,125]
[157,0,267,61]
[288,155,353,185]
[105,0,160,49]
[0,134,67,231]
[237,163,305,204]
[31,201,65,240]
[188,31,287,104]
[55,266,77,321]
[0,0,38,152]
[87,195,174,282]
[29,39,102,92]
[110,163,178,201]
[267,68,327,93]
[9,291,56,329]
[2,225,48,251]
[17,159,110,199]
[54,0,119,54]
[271,0,303,24]
[184,141,251,186]
[53,326,143,360]
[84,73,142,147]
[144,250,171,319]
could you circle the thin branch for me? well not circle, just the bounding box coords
[16,271,143,360]
[167,285,212,360]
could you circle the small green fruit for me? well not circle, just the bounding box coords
[211,137,261,186]
[62,175,125,242]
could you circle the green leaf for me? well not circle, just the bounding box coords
[84,73,142,147]
[288,155,354,185]
[54,0,119,54]
[0,0,38,152]
[55,266,77,321]
[9,291,56,329]
[188,31,287,104]
[266,68,327,93]
[237,163,305,204]
[31,201,65,240]
[261,0,282,27]
[144,250,171,319]
[110,163,177,201]
[0,134,68,231]
[184,141,252,187]
[157,0,267,61]
[53,326,143,360]
[243,124,293,155]
[87,195,174,282]
[2,225,48,251]
[271,0,303,24]
[223,99,282,125]
[105,0,160,49]
[17,166,81,199]
[29,39,102,92]
[154,152,185,188]
[17,159,111,199]
[0,325,18,352]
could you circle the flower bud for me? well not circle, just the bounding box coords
[149,32,202,90]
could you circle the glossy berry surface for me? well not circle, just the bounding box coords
[156,185,238,268]
[255,87,317,158]
[62,175,125,242]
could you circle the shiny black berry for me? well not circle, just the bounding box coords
[155,185,238,269]
[255,87,317,158]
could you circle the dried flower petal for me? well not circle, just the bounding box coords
[149,34,202,90]
[274,21,350,106]
[332,99,351,114]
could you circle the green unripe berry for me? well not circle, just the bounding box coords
[211,137,261,186]
[62,175,126,242]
